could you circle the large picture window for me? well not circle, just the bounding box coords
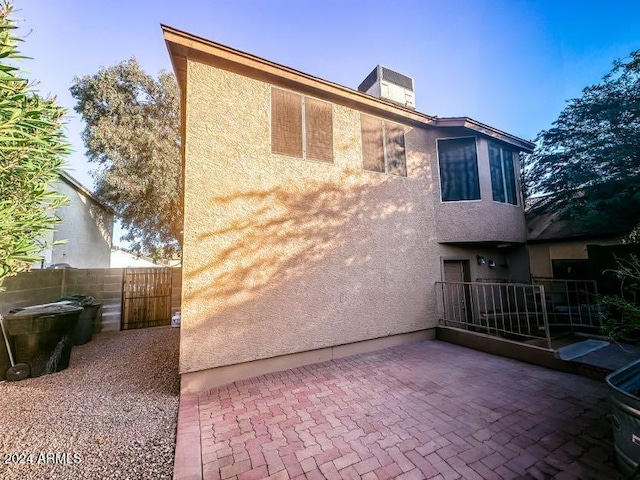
[489,142,518,205]
[271,87,333,163]
[437,137,480,201]
[360,114,407,176]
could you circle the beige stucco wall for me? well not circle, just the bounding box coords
[48,179,114,268]
[181,60,529,377]
[429,129,527,244]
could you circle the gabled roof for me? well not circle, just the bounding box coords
[162,24,535,153]
[59,171,117,216]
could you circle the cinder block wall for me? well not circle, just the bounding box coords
[62,269,124,332]
[0,267,183,333]
[0,270,64,314]
[0,269,122,332]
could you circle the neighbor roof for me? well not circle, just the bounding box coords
[526,192,631,242]
[162,25,535,153]
[59,171,117,215]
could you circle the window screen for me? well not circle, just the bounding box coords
[437,137,480,201]
[361,115,385,173]
[271,88,302,158]
[503,151,517,205]
[385,121,407,176]
[489,142,518,205]
[489,143,506,203]
[360,115,407,176]
[305,98,333,163]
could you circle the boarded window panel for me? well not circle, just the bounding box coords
[385,121,407,176]
[271,88,302,157]
[361,114,385,172]
[305,98,333,163]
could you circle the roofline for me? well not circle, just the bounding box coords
[433,117,535,153]
[59,171,117,215]
[526,232,626,243]
[161,24,435,127]
[161,24,535,152]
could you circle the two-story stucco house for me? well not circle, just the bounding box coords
[163,26,535,393]
[36,172,115,269]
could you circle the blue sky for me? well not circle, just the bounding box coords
[12,0,640,242]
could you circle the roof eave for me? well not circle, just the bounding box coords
[59,171,117,216]
[433,117,535,153]
[161,24,436,127]
[161,24,535,152]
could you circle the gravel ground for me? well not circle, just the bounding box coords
[0,326,180,480]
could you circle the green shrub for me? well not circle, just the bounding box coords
[600,255,640,341]
[0,2,69,290]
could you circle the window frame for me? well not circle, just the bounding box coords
[436,136,481,203]
[270,86,334,164]
[488,141,519,206]
[359,113,408,177]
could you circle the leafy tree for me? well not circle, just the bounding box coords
[70,59,181,258]
[600,255,640,341]
[525,49,640,235]
[0,2,69,290]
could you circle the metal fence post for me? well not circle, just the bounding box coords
[538,285,552,350]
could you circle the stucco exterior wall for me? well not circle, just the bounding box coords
[49,179,114,268]
[181,60,529,377]
[428,128,527,244]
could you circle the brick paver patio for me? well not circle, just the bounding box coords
[174,340,620,479]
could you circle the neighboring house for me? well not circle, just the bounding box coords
[110,247,159,268]
[111,247,182,268]
[527,194,631,279]
[163,25,535,393]
[37,172,115,269]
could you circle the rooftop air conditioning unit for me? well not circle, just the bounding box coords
[357,65,415,109]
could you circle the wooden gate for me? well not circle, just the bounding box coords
[121,267,172,330]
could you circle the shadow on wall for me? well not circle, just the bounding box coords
[187,167,426,303]
[88,201,113,247]
[182,155,436,370]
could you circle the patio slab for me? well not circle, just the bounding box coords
[174,340,619,479]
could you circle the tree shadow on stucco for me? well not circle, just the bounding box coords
[180,154,436,368]
[184,163,429,309]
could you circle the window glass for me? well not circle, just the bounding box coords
[489,143,505,202]
[503,151,517,205]
[489,141,518,205]
[437,138,480,201]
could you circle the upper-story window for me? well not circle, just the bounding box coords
[271,87,333,163]
[437,137,480,201]
[360,114,407,176]
[489,142,518,205]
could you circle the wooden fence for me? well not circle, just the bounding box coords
[122,268,172,330]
